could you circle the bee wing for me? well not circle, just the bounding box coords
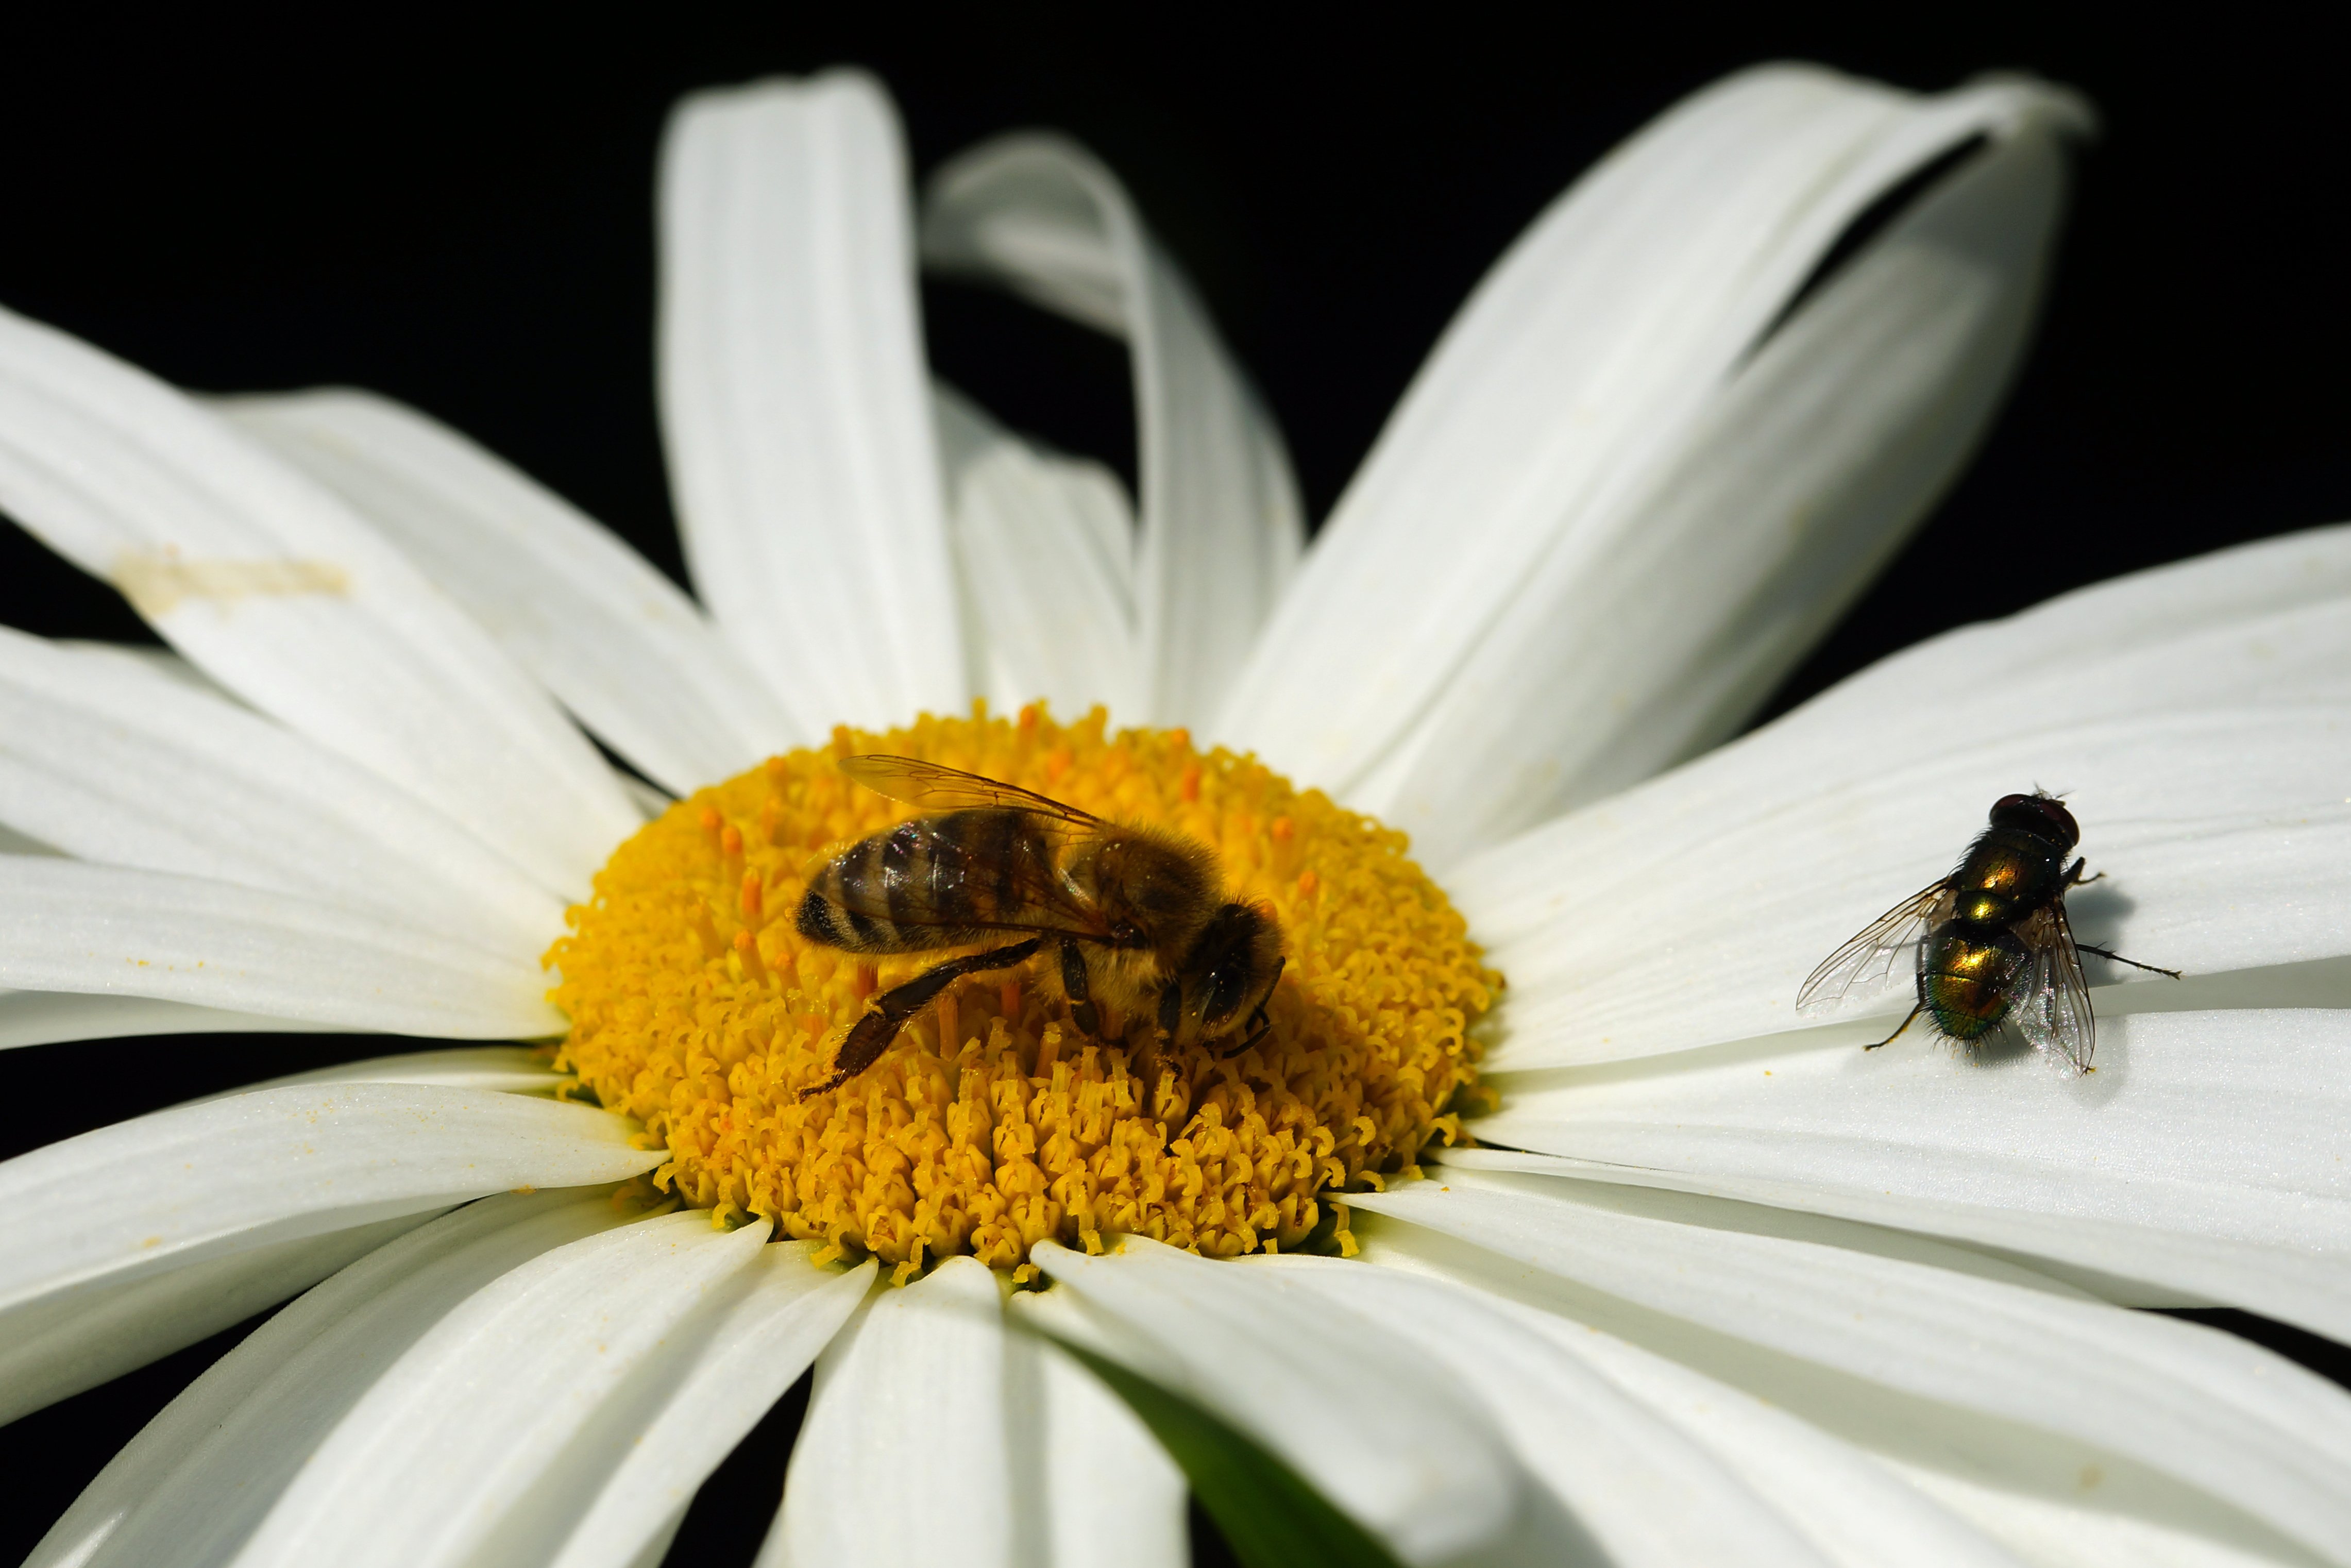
[818,816,1114,943]
[1797,882,1952,1016]
[839,755,1102,829]
[2014,901,2096,1073]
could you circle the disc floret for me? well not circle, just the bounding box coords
[549,704,1496,1278]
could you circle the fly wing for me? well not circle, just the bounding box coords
[814,814,1113,945]
[2014,901,2096,1073]
[1797,882,1952,1017]
[839,755,1102,829]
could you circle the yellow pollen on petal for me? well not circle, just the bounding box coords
[547,704,1498,1273]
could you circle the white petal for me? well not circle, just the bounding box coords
[0,625,564,955]
[0,858,562,1037]
[1380,1255,2255,1568]
[658,71,963,732]
[1889,1463,2319,1568]
[532,1247,875,1568]
[1033,1236,1524,1566]
[1219,66,2082,807]
[1462,646,2351,1068]
[227,1044,569,1098]
[0,820,62,855]
[61,637,229,698]
[221,389,797,795]
[613,769,675,820]
[1464,1008,2351,1339]
[620,1514,687,1568]
[1500,1288,2032,1568]
[765,1254,1010,1568]
[0,1082,657,1314]
[229,1211,770,1568]
[0,305,638,898]
[924,136,1305,729]
[1374,117,2076,864]
[1259,1255,1842,1566]
[935,384,1141,722]
[1349,1172,2351,1565]
[1459,523,2351,963]
[0,1210,433,1427]
[28,1189,627,1568]
[0,987,340,1051]
[1004,1289,1187,1568]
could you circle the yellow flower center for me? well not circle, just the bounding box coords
[548,705,1496,1279]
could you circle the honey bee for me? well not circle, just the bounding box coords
[1798,792,2179,1072]
[793,755,1287,1098]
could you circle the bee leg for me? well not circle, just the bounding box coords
[1059,938,1103,1038]
[2073,941,2183,980]
[1156,980,1182,1042]
[1221,1019,1273,1059]
[1251,958,1286,1029]
[1866,1003,1924,1051]
[800,938,1043,1100]
[1216,958,1288,1060]
[1219,957,1287,1059]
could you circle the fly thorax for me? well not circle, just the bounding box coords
[1956,890,2015,925]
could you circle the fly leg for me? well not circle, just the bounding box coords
[1060,938,1104,1038]
[2072,941,2183,980]
[800,938,1043,1100]
[2064,858,2177,977]
[1866,1003,1924,1051]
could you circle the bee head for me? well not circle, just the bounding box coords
[1989,791,2079,849]
[1187,902,1285,1033]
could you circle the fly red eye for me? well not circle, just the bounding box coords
[1992,793,2034,813]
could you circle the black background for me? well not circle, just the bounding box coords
[3,10,2345,1565]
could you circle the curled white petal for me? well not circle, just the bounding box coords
[935,384,1141,722]
[924,135,1304,729]
[1372,113,2078,863]
[1222,66,2083,819]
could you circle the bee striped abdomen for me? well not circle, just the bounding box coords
[797,809,1056,954]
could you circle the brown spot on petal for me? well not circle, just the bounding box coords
[115,549,350,617]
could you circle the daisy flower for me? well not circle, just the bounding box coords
[5,59,2348,1568]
